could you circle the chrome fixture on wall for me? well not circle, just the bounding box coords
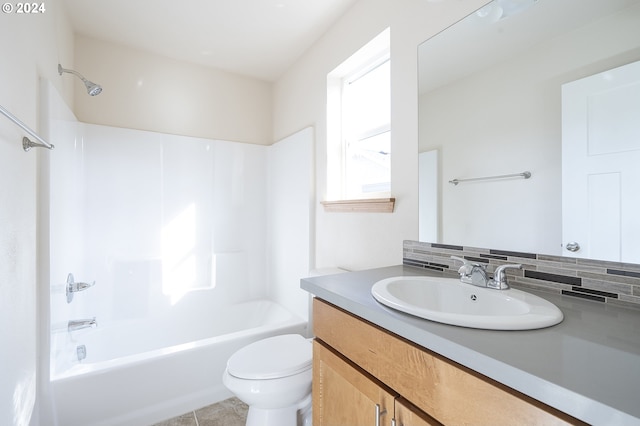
[58,64,103,96]
[76,345,87,362]
[68,317,97,332]
[66,273,96,303]
[0,103,54,151]
[448,171,531,186]
[451,255,522,290]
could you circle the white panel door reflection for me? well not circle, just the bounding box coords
[562,60,640,262]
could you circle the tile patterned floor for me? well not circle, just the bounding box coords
[152,397,248,426]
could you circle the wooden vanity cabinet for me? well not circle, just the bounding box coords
[312,298,584,426]
[313,340,439,426]
[313,340,396,426]
[395,398,441,426]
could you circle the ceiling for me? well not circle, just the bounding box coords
[61,0,358,82]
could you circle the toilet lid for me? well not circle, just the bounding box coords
[227,334,312,380]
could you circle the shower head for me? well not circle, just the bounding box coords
[85,81,103,97]
[58,64,103,96]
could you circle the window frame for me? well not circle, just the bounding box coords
[326,28,391,204]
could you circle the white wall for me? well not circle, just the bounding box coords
[0,4,74,425]
[73,36,273,145]
[272,0,488,270]
[266,128,313,322]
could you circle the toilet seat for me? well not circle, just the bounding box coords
[227,334,312,380]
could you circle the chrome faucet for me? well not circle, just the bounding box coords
[451,256,522,290]
[68,317,97,332]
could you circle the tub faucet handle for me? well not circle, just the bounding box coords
[66,273,96,303]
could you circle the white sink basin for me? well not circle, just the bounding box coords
[371,276,563,330]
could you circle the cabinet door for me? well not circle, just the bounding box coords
[313,340,395,426]
[394,398,441,426]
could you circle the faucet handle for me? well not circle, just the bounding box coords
[490,264,522,289]
[66,273,96,303]
[451,256,486,278]
[451,256,471,275]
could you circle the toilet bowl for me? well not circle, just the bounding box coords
[222,334,312,426]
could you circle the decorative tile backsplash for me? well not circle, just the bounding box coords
[403,240,640,310]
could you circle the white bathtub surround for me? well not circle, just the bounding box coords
[46,107,315,425]
[50,123,269,323]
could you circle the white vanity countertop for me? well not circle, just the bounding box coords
[301,265,640,425]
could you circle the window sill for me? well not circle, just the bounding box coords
[321,198,395,213]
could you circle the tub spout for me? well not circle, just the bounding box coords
[68,317,97,332]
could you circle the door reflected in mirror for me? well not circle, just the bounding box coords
[418,0,640,262]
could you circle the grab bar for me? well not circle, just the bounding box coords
[449,171,531,185]
[0,103,54,151]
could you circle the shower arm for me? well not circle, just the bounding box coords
[0,103,54,151]
[58,65,88,82]
[58,64,102,96]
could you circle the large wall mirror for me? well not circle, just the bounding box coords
[418,0,640,262]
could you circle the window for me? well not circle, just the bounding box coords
[343,58,390,196]
[327,28,391,201]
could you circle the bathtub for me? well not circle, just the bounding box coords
[50,299,307,426]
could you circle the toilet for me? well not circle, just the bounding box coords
[222,333,313,426]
